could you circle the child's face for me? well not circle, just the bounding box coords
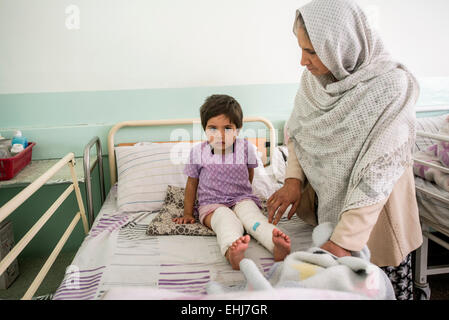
[205,114,238,151]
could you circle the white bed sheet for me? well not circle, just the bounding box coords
[53,184,315,300]
[415,176,449,235]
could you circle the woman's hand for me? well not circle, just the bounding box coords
[320,240,351,257]
[173,215,196,224]
[267,178,302,225]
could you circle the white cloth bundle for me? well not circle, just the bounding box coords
[206,222,396,300]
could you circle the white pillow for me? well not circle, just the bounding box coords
[252,146,287,199]
[252,165,280,199]
[115,142,194,213]
[116,140,275,212]
[271,145,288,184]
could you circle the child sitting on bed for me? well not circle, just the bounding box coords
[173,94,291,270]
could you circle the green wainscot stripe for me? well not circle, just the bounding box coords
[0,83,300,128]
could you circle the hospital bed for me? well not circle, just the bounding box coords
[55,117,318,300]
[413,106,449,300]
[0,117,371,300]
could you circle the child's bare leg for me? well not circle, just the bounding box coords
[225,235,250,270]
[272,228,291,261]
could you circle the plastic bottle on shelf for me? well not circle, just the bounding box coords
[11,131,28,149]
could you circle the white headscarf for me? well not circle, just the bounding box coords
[287,0,420,225]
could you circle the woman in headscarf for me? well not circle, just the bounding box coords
[267,0,422,300]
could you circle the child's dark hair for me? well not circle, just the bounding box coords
[200,95,243,130]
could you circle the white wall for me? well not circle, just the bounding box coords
[363,0,449,79]
[1,0,448,94]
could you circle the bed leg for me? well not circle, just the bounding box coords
[414,225,431,300]
[68,159,89,235]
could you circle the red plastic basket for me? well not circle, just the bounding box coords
[0,142,36,181]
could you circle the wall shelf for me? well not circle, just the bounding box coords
[0,157,90,189]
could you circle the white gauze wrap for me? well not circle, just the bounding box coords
[211,206,244,256]
[211,201,276,256]
[234,200,275,253]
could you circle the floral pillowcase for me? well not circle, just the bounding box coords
[146,185,215,236]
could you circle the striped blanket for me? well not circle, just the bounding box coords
[53,185,314,300]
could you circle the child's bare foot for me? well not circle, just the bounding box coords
[273,229,291,261]
[226,235,250,270]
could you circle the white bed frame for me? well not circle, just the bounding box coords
[0,153,89,300]
[107,117,276,186]
[413,105,449,300]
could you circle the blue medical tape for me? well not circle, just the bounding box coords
[252,222,261,231]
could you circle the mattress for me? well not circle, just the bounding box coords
[52,184,315,300]
[415,176,449,235]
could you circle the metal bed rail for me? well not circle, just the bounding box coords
[83,136,106,228]
[107,117,277,186]
[0,153,89,300]
[413,128,449,299]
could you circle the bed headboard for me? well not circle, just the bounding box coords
[107,117,276,185]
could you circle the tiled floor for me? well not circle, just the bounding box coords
[428,274,449,300]
[0,251,76,300]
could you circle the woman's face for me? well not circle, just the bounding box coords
[296,28,331,77]
[205,114,238,151]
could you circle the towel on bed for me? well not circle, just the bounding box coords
[414,115,449,191]
[206,222,395,300]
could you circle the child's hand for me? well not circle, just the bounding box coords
[173,215,196,224]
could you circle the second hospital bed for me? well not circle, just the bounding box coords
[413,107,449,300]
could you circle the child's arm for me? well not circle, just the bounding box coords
[173,176,199,224]
[248,167,254,184]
